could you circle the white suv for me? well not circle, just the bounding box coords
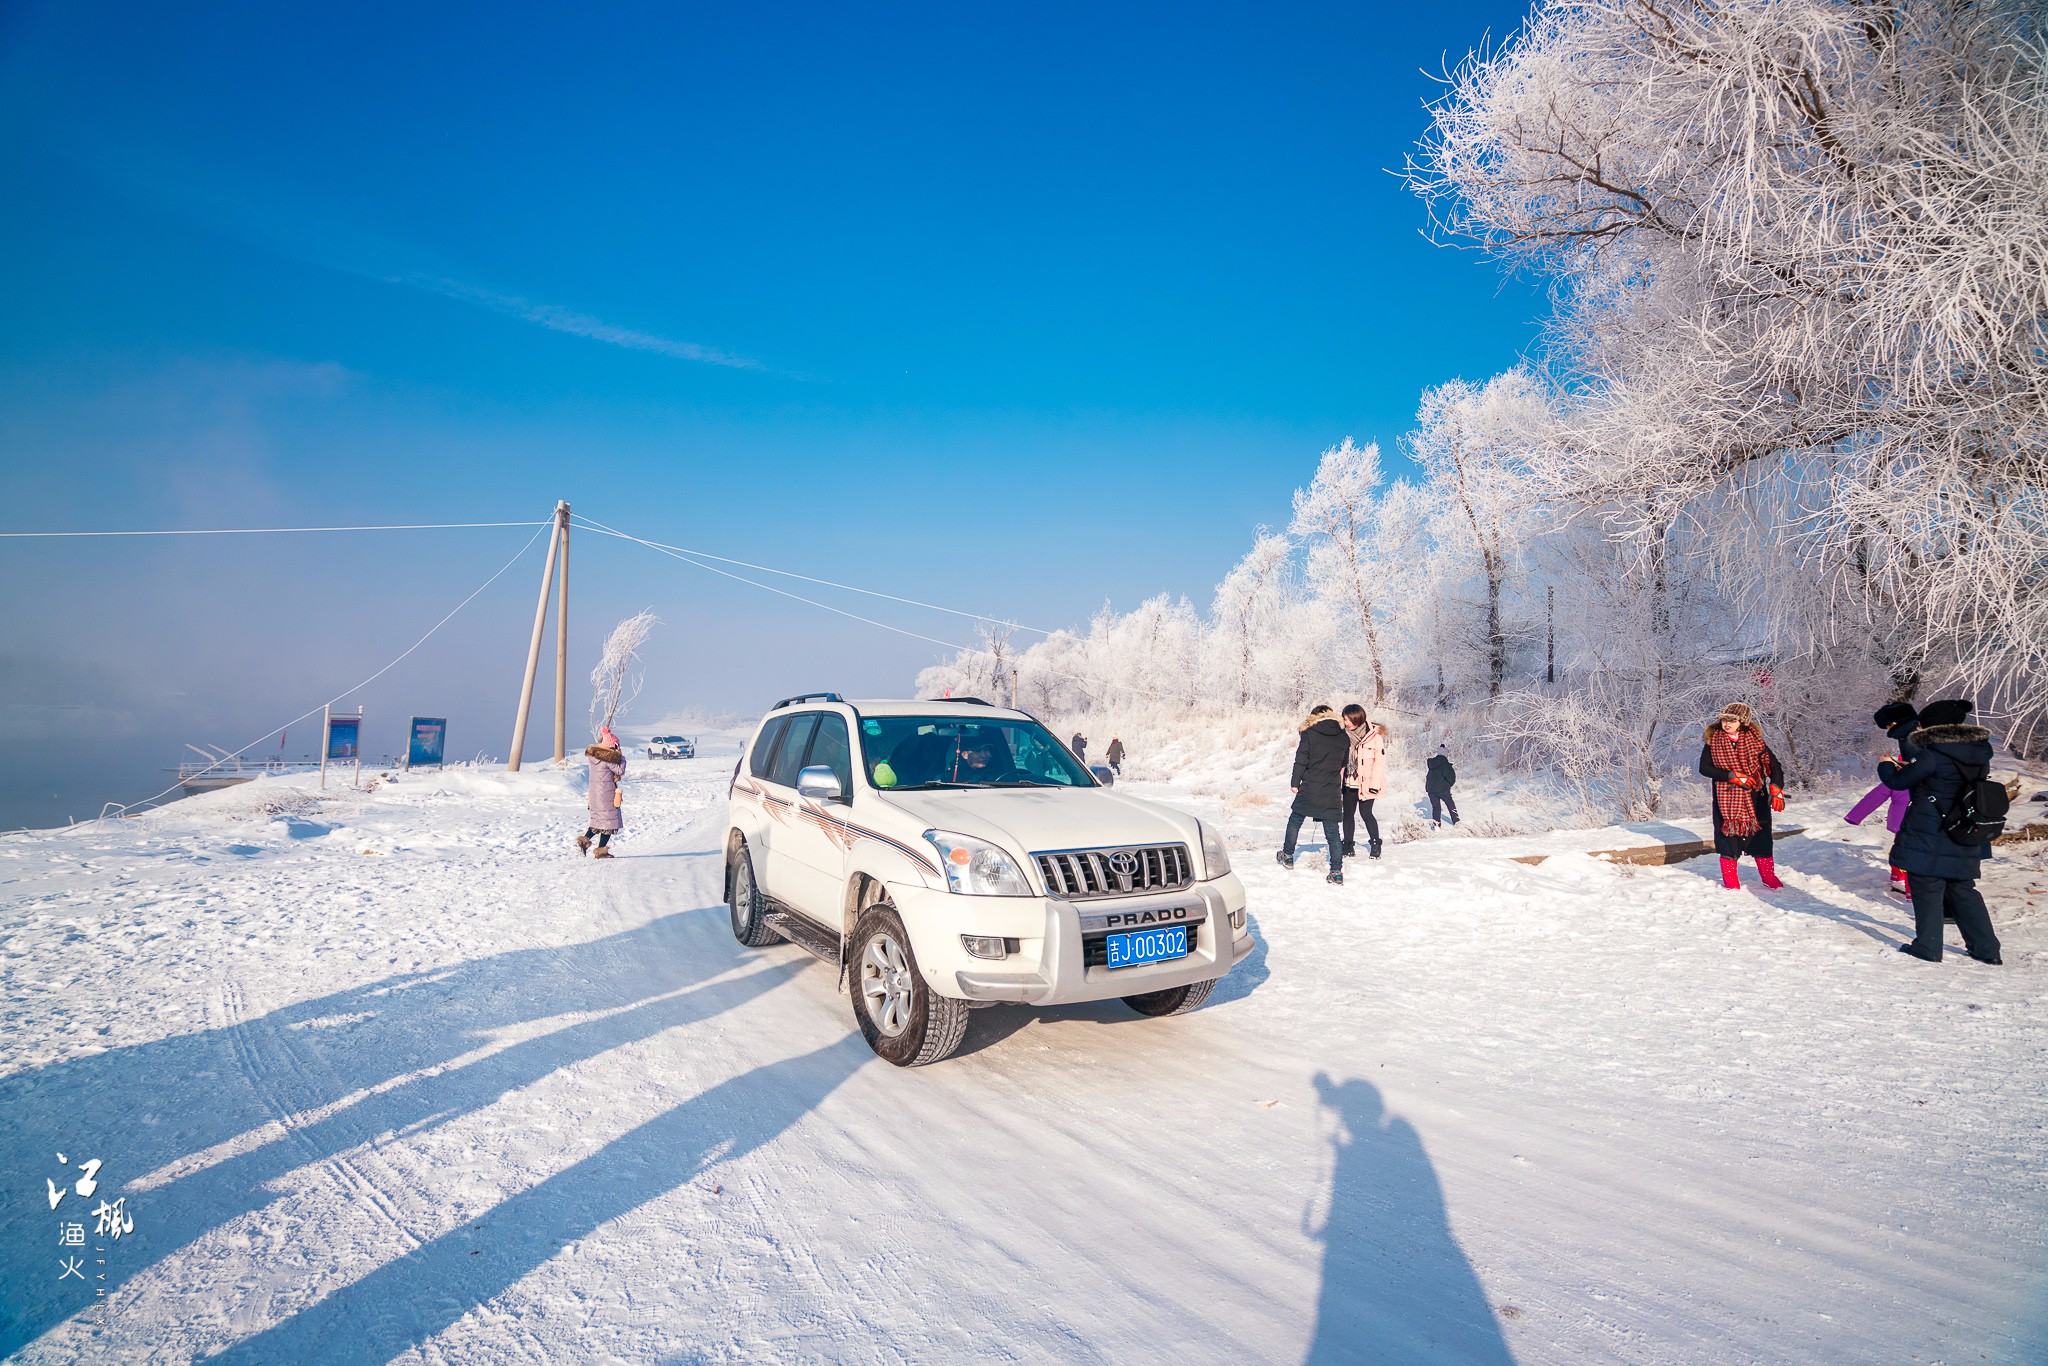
[724,695,1252,1066]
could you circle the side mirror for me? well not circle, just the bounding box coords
[1089,764,1116,787]
[797,765,845,802]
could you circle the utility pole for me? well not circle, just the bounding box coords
[554,503,570,763]
[510,502,567,772]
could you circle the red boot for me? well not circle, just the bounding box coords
[1757,857,1783,890]
[1720,857,1741,890]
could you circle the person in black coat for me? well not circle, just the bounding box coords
[1425,748,1459,827]
[1279,706,1350,883]
[1880,698,2002,964]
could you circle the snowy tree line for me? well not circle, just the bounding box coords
[921,0,2047,818]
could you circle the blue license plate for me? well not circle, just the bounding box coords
[1106,925,1188,969]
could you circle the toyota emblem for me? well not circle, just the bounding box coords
[1107,851,1138,879]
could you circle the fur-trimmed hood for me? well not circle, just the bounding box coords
[1908,724,1990,748]
[1299,712,1341,735]
[585,744,624,763]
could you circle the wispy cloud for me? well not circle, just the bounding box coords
[401,276,765,371]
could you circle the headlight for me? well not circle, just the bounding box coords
[923,829,1034,896]
[1199,821,1232,878]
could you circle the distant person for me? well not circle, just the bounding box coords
[1071,733,1088,763]
[1425,746,1459,828]
[579,726,626,858]
[1339,705,1386,860]
[1105,736,1126,775]
[1698,702,1785,890]
[1279,705,1349,884]
[1844,701,1917,897]
[1881,698,2003,965]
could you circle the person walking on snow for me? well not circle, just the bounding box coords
[1425,747,1459,827]
[1880,698,2003,965]
[579,726,626,858]
[1278,705,1350,884]
[1698,703,1786,890]
[1844,701,1918,897]
[1105,736,1125,776]
[1071,733,1088,764]
[1339,705,1386,860]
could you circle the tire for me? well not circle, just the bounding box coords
[849,903,969,1067]
[1121,976,1218,1017]
[728,840,782,947]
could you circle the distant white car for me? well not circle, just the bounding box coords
[725,695,1252,1066]
[645,735,695,760]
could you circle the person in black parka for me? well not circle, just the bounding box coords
[1280,705,1350,883]
[1425,748,1459,827]
[1880,697,2002,964]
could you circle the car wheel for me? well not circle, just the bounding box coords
[728,840,782,947]
[849,903,968,1067]
[1121,976,1217,1017]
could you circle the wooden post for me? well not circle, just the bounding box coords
[553,502,570,763]
[509,510,564,772]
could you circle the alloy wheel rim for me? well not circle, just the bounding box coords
[733,861,753,928]
[860,932,915,1037]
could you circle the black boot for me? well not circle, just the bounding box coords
[1369,839,1383,860]
[1898,942,1940,962]
[1341,840,1355,856]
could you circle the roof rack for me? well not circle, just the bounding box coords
[771,692,845,710]
[947,696,994,706]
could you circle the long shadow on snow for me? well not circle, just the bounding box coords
[0,904,775,1356]
[1304,1073,1513,1365]
[211,1032,874,1364]
[1681,844,1909,948]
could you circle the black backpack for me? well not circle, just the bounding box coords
[1940,760,2010,847]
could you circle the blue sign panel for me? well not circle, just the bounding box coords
[407,717,447,768]
[326,717,361,761]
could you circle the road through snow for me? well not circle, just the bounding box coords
[3,740,2045,1363]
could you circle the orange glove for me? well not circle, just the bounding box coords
[1730,773,1753,788]
[1770,785,1786,813]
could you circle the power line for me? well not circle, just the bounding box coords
[94,520,554,822]
[567,514,1057,637]
[0,520,548,539]
[574,513,982,656]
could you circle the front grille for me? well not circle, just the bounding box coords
[1036,844,1193,900]
[1084,921,1201,968]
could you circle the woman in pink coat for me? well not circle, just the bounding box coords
[578,726,626,858]
[1339,704,1387,861]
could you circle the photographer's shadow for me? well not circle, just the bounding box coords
[1305,1074,1514,1364]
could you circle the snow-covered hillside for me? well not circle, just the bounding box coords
[3,740,2045,1363]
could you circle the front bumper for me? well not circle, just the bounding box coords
[888,871,1252,1006]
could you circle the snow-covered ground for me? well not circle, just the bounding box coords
[4,736,2046,1363]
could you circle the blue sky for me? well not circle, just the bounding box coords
[0,1,1542,824]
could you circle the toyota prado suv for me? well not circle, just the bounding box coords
[725,695,1252,1066]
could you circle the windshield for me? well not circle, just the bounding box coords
[859,715,1095,791]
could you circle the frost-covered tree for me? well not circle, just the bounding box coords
[1289,439,1423,705]
[1413,0,2048,747]
[1405,371,1553,699]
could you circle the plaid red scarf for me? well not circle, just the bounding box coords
[1709,727,1770,837]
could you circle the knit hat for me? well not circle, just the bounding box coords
[1872,701,1918,730]
[1915,698,1974,729]
[599,726,620,748]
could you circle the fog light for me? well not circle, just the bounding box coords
[961,934,1008,960]
[1229,908,1245,932]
